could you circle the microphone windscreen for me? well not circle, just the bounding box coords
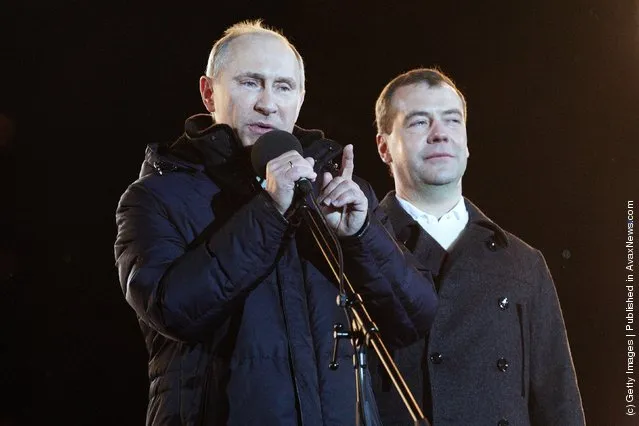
[250,130,303,179]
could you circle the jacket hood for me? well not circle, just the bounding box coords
[139,114,343,180]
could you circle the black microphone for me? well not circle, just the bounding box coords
[250,130,314,194]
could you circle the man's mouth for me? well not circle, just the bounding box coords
[425,153,454,160]
[248,123,276,135]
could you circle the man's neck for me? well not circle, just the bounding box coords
[396,183,463,219]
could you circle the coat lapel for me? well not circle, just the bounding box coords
[379,193,448,289]
[379,193,511,292]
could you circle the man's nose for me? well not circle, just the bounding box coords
[255,88,277,115]
[427,119,449,144]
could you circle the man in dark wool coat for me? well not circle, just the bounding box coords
[370,68,585,425]
[114,21,438,426]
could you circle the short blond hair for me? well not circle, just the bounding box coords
[205,19,305,90]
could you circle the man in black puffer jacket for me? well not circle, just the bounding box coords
[114,20,438,425]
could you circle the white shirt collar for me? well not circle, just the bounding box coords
[395,195,469,251]
[396,195,467,224]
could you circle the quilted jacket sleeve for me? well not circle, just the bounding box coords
[339,180,438,348]
[114,183,289,343]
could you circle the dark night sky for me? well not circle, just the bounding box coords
[2,1,639,424]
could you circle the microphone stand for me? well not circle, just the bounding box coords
[298,193,431,426]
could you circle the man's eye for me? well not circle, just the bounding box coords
[409,120,427,127]
[241,80,258,87]
[277,84,292,92]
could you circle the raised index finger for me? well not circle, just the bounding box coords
[340,144,355,179]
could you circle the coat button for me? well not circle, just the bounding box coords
[498,297,509,310]
[486,239,498,251]
[497,358,509,372]
[429,352,443,364]
[497,419,509,426]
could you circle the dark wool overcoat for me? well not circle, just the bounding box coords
[370,193,585,426]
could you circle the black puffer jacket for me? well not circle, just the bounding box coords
[114,115,438,425]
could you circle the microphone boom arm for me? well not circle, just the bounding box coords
[299,196,431,426]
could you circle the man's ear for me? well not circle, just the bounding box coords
[376,133,392,165]
[199,76,215,113]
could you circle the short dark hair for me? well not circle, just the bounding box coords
[375,68,466,134]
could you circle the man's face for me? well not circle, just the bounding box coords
[377,82,469,191]
[200,34,305,147]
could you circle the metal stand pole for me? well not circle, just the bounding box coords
[300,202,431,426]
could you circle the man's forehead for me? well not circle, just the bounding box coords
[224,33,300,78]
[227,33,290,53]
[392,82,463,113]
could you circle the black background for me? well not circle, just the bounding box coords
[2,1,638,424]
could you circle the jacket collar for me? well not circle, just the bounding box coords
[183,113,333,149]
[181,113,342,162]
[379,191,510,249]
[141,114,343,177]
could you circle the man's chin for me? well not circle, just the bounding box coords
[424,173,461,187]
[241,129,278,147]
[238,132,258,147]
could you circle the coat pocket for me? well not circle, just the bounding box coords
[517,303,530,398]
